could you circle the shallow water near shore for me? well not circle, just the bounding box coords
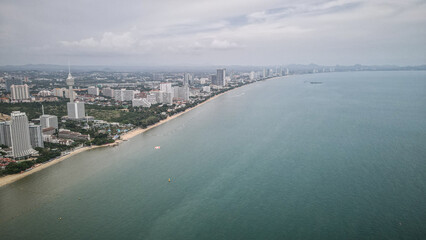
[1,71,425,239]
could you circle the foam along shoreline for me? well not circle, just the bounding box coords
[0,83,249,188]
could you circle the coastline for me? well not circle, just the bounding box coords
[0,144,112,188]
[0,83,249,188]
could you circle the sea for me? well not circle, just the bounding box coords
[1,71,425,240]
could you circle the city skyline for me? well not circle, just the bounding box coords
[0,0,425,66]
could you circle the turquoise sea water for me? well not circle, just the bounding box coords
[1,71,425,239]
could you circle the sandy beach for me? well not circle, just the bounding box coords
[0,145,108,188]
[0,86,237,188]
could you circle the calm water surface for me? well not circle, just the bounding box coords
[1,71,425,239]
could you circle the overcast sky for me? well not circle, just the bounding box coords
[0,0,425,66]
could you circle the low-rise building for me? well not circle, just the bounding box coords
[132,98,151,108]
[58,129,90,141]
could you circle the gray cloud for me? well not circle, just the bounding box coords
[0,0,425,66]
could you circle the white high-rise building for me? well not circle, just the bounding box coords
[67,102,85,120]
[146,93,157,104]
[29,123,44,148]
[10,84,30,100]
[173,85,190,101]
[102,88,114,98]
[160,82,173,93]
[216,69,226,86]
[184,73,192,85]
[159,82,174,104]
[114,89,135,101]
[10,111,36,158]
[88,86,100,96]
[0,121,12,147]
[40,115,58,130]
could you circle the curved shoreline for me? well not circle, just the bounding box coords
[0,84,249,188]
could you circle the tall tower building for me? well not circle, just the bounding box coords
[216,69,226,86]
[66,65,85,120]
[66,64,75,103]
[10,111,36,158]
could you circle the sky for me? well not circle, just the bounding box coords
[0,0,425,66]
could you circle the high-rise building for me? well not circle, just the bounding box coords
[160,82,173,93]
[159,83,174,104]
[10,84,30,100]
[173,85,190,101]
[102,88,114,98]
[0,121,12,147]
[114,89,135,101]
[40,115,58,130]
[29,123,44,148]
[88,86,100,96]
[5,77,23,92]
[10,111,36,158]
[67,102,85,120]
[184,73,192,85]
[216,69,226,86]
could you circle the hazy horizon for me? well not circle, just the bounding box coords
[1,0,425,66]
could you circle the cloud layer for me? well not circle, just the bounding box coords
[0,0,425,66]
